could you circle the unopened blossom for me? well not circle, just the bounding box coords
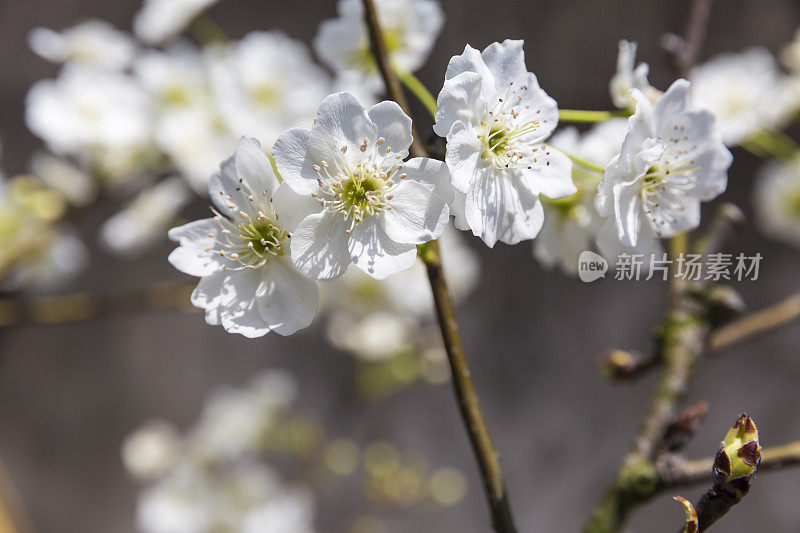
[313,0,443,89]
[168,137,319,338]
[25,66,152,157]
[755,157,800,247]
[535,119,628,274]
[596,80,732,258]
[101,177,191,256]
[28,20,136,70]
[210,32,330,149]
[273,92,451,280]
[134,0,220,45]
[434,39,575,247]
[690,48,793,145]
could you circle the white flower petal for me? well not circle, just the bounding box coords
[522,145,576,199]
[218,271,272,338]
[190,271,227,326]
[234,137,280,198]
[273,127,319,195]
[290,211,352,279]
[444,120,484,191]
[368,101,413,155]
[257,257,319,336]
[464,169,545,247]
[481,39,529,89]
[167,219,223,277]
[347,217,418,279]
[308,92,377,167]
[433,72,485,137]
[382,177,449,244]
[272,183,322,232]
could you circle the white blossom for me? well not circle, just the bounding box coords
[327,310,413,360]
[273,92,451,280]
[535,119,628,273]
[690,48,793,146]
[101,177,191,256]
[434,39,575,247]
[28,20,137,70]
[755,157,800,247]
[595,80,732,259]
[209,32,330,149]
[122,419,180,481]
[30,151,96,207]
[609,40,655,110]
[168,137,319,338]
[781,28,800,72]
[242,490,315,533]
[313,0,443,87]
[134,0,220,45]
[25,66,152,157]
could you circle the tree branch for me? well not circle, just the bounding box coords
[361,1,517,531]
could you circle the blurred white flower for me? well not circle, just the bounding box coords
[122,419,180,481]
[209,32,330,149]
[755,157,800,247]
[382,226,479,317]
[155,108,236,193]
[274,92,451,280]
[242,489,315,533]
[314,0,443,86]
[30,151,96,207]
[536,119,628,274]
[191,370,296,460]
[434,39,575,247]
[26,66,152,157]
[168,138,319,338]
[781,28,800,72]
[327,311,413,360]
[690,48,793,146]
[134,0,220,45]
[137,465,212,533]
[596,80,732,257]
[135,45,210,112]
[101,176,191,256]
[609,40,656,110]
[2,231,88,292]
[28,20,137,70]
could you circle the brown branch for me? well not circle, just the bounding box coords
[707,290,800,352]
[0,281,196,328]
[600,289,800,381]
[361,1,516,531]
[661,440,800,490]
[584,288,710,532]
[662,0,716,75]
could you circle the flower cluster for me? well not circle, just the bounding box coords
[123,370,317,533]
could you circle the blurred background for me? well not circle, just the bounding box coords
[0,0,799,531]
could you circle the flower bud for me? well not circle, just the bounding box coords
[712,413,761,496]
[673,496,699,533]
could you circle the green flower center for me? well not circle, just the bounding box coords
[238,219,288,260]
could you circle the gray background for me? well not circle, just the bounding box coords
[1,0,799,531]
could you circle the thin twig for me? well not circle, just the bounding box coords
[707,290,800,351]
[361,1,517,531]
[662,0,715,75]
[661,440,800,490]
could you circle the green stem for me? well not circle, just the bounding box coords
[558,109,630,123]
[395,67,437,118]
[546,144,605,174]
[743,129,800,162]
